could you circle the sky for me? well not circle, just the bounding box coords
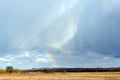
[0,0,120,69]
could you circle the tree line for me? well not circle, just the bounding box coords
[22,67,120,72]
[0,66,120,74]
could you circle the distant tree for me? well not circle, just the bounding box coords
[6,66,14,73]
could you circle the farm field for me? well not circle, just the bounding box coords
[0,72,120,80]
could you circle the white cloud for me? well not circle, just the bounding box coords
[0,51,49,65]
[19,51,31,59]
[0,58,11,62]
[35,58,48,63]
[102,57,110,61]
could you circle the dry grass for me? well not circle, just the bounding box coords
[0,72,120,80]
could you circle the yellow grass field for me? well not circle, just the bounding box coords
[0,72,120,80]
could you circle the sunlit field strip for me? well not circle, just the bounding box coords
[0,72,120,80]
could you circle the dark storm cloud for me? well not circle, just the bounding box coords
[63,0,120,58]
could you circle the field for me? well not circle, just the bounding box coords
[0,72,120,80]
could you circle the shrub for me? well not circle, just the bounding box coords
[14,69,21,73]
[0,69,5,74]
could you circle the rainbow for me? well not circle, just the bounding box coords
[41,50,58,67]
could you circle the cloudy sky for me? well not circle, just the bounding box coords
[0,0,120,69]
